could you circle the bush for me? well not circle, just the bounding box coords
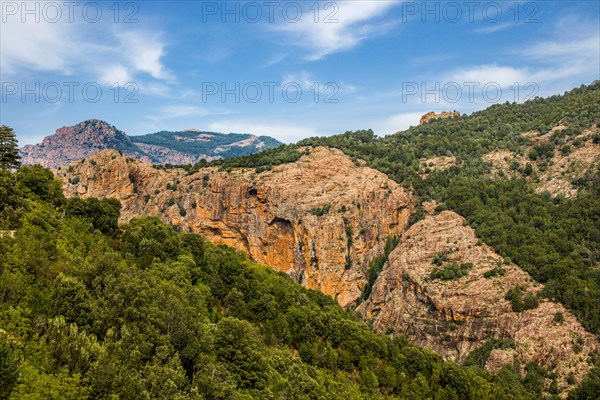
[464,338,515,368]
[431,252,448,266]
[552,312,564,324]
[309,204,331,217]
[483,267,506,278]
[505,286,540,312]
[429,262,473,281]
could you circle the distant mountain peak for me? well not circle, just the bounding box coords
[20,120,281,167]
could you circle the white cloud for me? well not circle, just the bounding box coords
[447,30,599,89]
[447,64,530,88]
[207,120,319,142]
[473,22,513,34]
[282,71,317,90]
[0,17,76,75]
[119,31,174,81]
[282,71,357,98]
[272,0,401,60]
[262,53,287,68]
[140,83,196,99]
[521,35,599,63]
[371,112,425,135]
[0,14,174,93]
[99,64,133,86]
[149,105,230,120]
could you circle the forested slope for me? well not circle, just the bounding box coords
[0,166,544,399]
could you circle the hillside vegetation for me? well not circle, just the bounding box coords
[0,166,545,399]
[192,83,600,337]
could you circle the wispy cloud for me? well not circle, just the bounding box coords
[140,83,196,99]
[118,31,174,81]
[0,16,76,75]
[282,71,317,90]
[272,0,401,60]
[448,15,599,91]
[99,64,133,86]
[207,120,319,142]
[0,16,174,92]
[149,105,230,120]
[262,53,288,68]
[473,22,513,34]
[372,112,426,135]
[519,35,599,63]
[447,64,531,88]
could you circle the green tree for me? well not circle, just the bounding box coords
[0,339,19,399]
[215,317,268,390]
[0,126,20,171]
[16,165,64,206]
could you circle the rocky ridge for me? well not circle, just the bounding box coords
[21,120,141,167]
[357,210,598,395]
[55,147,413,307]
[20,119,281,167]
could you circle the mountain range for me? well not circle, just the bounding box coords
[19,119,282,167]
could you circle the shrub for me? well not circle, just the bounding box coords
[309,204,331,217]
[429,262,473,281]
[431,252,449,266]
[505,286,540,312]
[483,267,506,278]
[552,312,564,324]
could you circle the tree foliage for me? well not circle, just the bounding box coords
[0,125,21,171]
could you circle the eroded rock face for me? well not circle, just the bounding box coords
[419,111,460,125]
[55,147,413,307]
[357,211,598,394]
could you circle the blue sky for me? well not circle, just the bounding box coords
[1,0,599,145]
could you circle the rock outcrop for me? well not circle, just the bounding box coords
[55,147,413,307]
[484,126,599,198]
[419,111,460,125]
[357,210,598,394]
[21,120,141,167]
[20,119,281,167]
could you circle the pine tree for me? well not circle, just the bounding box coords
[0,125,21,170]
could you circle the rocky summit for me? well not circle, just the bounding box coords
[419,111,461,125]
[20,119,281,167]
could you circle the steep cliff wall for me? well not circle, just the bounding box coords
[357,210,598,394]
[55,147,413,307]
